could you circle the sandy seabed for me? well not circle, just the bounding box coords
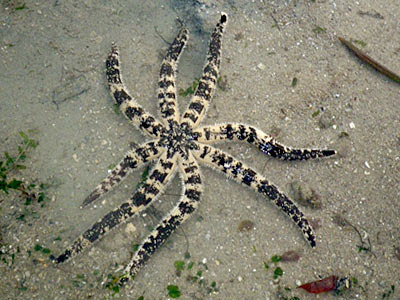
[0,1,399,299]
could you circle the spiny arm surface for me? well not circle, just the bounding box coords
[192,143,316,248]
[158,27,189,124]
[52,152,177,264]
[106,45,165,138]
[119,153,202,285]
[181,13,228,128]
[195,123,336,161]
[82,141,162,207]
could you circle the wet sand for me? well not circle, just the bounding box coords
[0,1,399,299]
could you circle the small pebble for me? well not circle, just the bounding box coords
[290,181,322,209]
[124,223,136,234]
[319,111,335,129]
[238,220,255,232]
[281,250,301,262]
[394,246,400,261]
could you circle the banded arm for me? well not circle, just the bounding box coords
[118,153,202,285]
[192,143,316,248]
[82,141,163,207]
[181,13,228,128]
[158,27,189,124]
[106,45,166,138]
[194,123,336,161]
[51,152,177,264]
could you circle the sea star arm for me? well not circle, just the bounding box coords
[51,152,177,264]
[118,153,202,284]
[81,141,163,207]
[106,44,165,138]
[158,27,189,124]
[194,123,336,161]
[192,143,316,248]
[181,13,228,128]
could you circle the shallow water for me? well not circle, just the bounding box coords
[1,1,399,299]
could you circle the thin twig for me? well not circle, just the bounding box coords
[338,36,400,84]
[154,26,171,46]
[343,218,377,258]
[270,13,281,31]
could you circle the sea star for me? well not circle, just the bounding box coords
[52,13,335,285]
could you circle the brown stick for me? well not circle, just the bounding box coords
[338,36,400,84]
